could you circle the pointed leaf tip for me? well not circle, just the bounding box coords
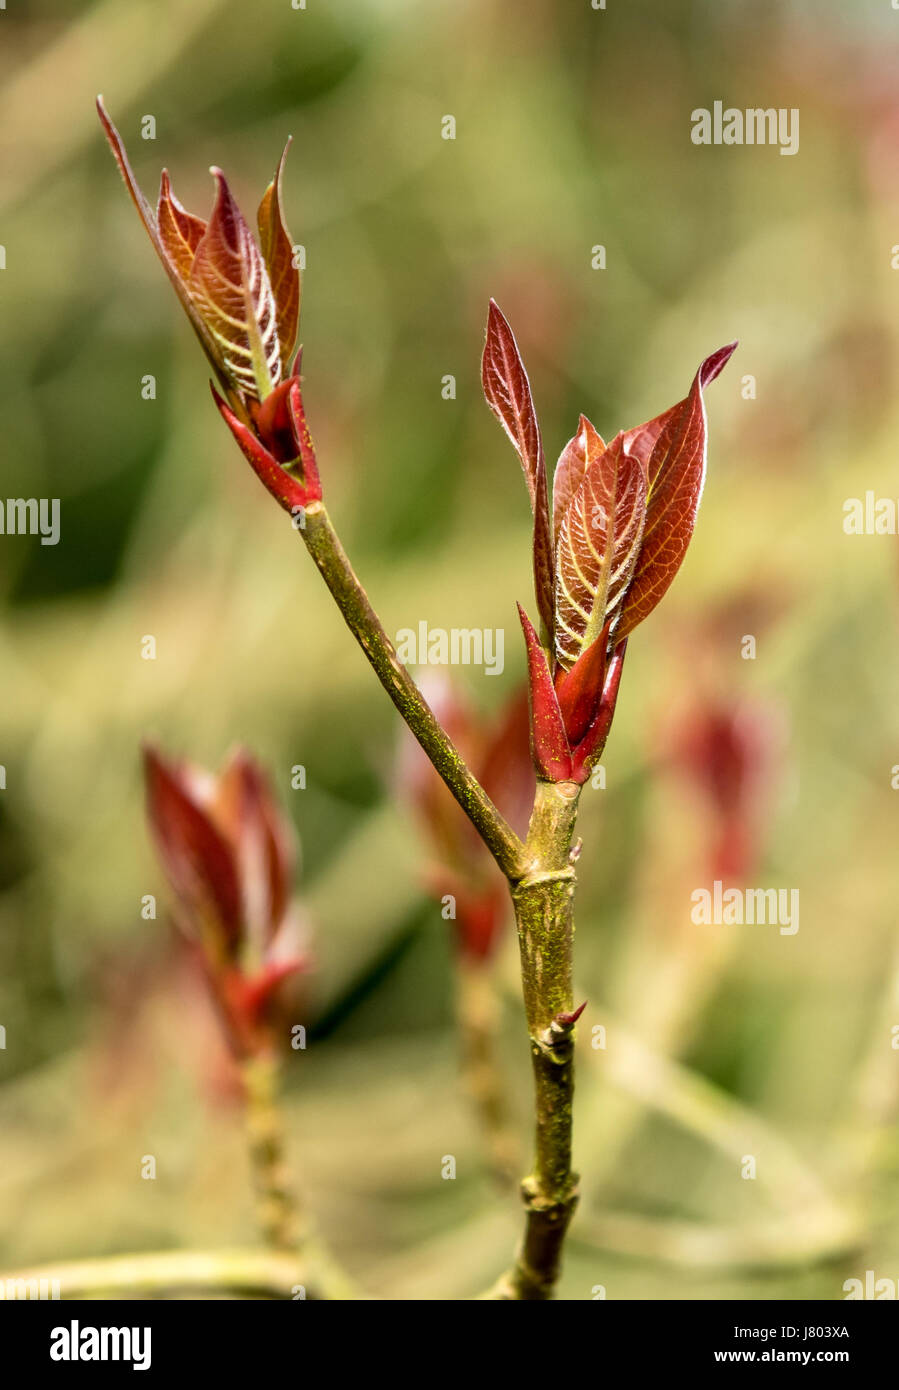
[96,102,238,398]
[190,168,281,401]
[258,138,300,372]
[699,340,738,388]
[552,413,605,546]
[615,343,735,643]
[157,168,206,280]
[482,302,554,636]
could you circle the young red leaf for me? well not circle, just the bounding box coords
[211,383,312,513]
[615,343,736,641]
[482,300,542,505]
[157,169,206,281]
[251,376,322,500]
[482,301,554,637]
[257,140,300,374]
[143,745,243,956]
[285,378,322,500]
[517,604,572,782]
[552,415,605,546]
[96,97,233,401]
[189,169,282,401]
[554,620,610,747]
[554,433,646,671]
[532,483,555,641]
[569,638,628,782]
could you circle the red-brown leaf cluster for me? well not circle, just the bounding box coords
[482,300,735,784]
[98,99,319,513]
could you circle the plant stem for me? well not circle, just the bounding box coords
[242,1052,298,1253]
[0,1248,308,1300]
[298,503,583,1296]
[491,778,582,1299]
[300,502,526,881]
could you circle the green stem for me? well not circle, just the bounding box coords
[298,502,583,1297]
[492,778,582,1299]
[300,502,526,881]
[0,1248,309,1300]
[242,1052,298,1253]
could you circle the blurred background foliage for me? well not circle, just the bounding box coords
[2,0,899,1299]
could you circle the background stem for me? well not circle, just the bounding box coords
[0,1248,308,1299]
[242,1052,298,1253]
[455,959,518,1186]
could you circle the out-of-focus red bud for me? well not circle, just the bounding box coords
[144,747,243,958]
[672,695,779,883]
[143,744,309,1057]
[554,1000,587,1027]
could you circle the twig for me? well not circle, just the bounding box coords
[489,779,583,1299]
[0,1249,309,1300]
[242,1053,300,1252]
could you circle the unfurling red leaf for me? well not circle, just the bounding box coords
[615,342,737,641]
[157,170,206,281]
[570,638,628,781]
[554,620,610,746]
[257,140,300,373]
[96,97,230,396]
[532,481,555,642]
[482,300,541,505]
[190,169,282,401]
[517,605,572,781]
[554,434,646,671]
[552,415,606,545]
[482,301,554,636]
[211,383,312,513]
